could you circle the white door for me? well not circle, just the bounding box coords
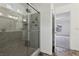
[55,12,70,55]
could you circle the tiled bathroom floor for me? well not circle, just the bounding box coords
[55,47,79,56]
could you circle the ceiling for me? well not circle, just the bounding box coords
[53,3,70,7]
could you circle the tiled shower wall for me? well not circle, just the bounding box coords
[0,31,23,48]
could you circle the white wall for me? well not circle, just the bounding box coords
[53,4,79,51]
[70,4,79,50]
[31,3,53,55]
[40,4,52,55]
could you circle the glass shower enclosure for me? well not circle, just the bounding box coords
[0,3,40,56]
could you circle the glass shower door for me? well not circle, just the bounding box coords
[55,12,70,56]
[26,4,40,55]
[0,3,40,56]
[30,13,40,49]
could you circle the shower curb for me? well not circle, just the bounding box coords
[31,48,40,56]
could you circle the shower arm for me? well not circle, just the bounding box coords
[26,3,40,14]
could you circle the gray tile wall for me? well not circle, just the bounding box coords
[0,31,23,48]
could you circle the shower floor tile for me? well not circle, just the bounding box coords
[0,40,36,56]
